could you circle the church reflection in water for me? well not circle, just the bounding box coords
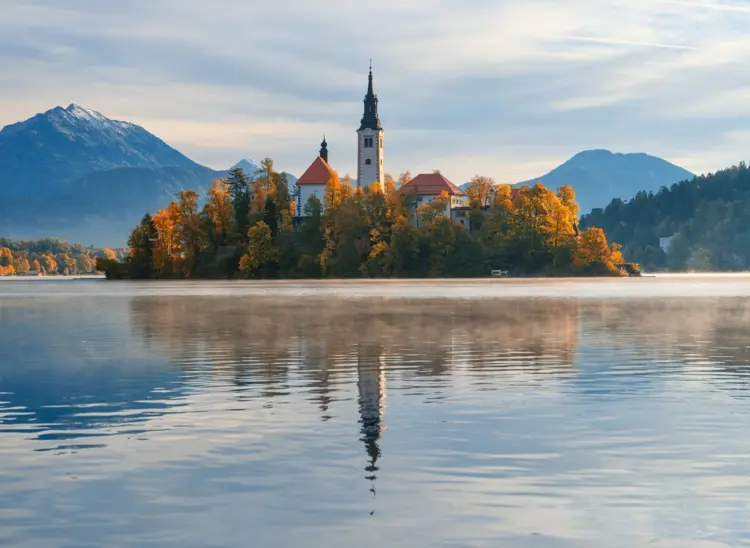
[126,295,582,493]
[357,345,386,490]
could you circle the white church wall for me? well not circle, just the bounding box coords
[298,184,326,216]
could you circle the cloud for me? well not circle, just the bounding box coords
[1,0,750,183]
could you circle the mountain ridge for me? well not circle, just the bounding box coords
[515,149,694,213]
[0,103,202,196]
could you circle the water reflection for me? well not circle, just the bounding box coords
[0,298,184,448]
[5,282,750,546]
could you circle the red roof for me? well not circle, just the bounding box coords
[400,173,467,196]
[297,156,336,185]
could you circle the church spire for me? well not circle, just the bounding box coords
[319,135,328,163]
[359,61,382,131]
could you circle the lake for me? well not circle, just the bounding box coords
[2,276,750,547]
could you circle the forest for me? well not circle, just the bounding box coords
[0,238,122,276]
[581,162,750,271]
[96,158,627,280]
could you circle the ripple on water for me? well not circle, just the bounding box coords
[1,279,750,546]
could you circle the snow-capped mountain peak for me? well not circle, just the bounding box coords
[0,104,202,196]
[65,103,108,122]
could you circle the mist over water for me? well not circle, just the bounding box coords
[2,277,750,547]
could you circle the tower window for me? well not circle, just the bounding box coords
[364,137,374,148]
[365,159,372,165]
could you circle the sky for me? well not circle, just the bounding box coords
[1,0,750,184]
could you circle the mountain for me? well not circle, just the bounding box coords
[0,165,222,245]
[229,158,298,186]
[231,158,260,174]
[0,104,202,196]
[516,150,694,213]
[581,162,750,272]
[0,105,303,246]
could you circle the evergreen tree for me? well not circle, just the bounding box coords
[227,168,251,243]
[127,213,157,278]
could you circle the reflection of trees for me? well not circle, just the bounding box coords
[129,297,581,410]
[129,295,581,503]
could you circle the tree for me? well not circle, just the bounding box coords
[152,202,181,277]
[466,175,495,208]
[417,191,450,227]
[0,247,15,276]
[385,217,425,276]
[101,248,118,261]
[176,190,207,277]
[127,213,157,278]
[204,179,234,247]
[397,170,412,189]
[227,168,251,243]
[13,255,30,275]
[38,254,57,275]
[239,221,277,278]
[572,227,620,275]
[263,197,280,239]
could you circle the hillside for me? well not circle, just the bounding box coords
[0,165,221,245]
[0,104,202,196]
[517,150,694,213]
[581,162,750,271]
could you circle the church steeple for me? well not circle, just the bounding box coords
[319,135,328,163]
[359,61,382,131]
[356,61,384,190]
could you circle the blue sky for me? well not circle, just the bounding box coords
[2,0,750,183]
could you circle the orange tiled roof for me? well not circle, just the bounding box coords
[400,173,467,196]
[297,156,336,185]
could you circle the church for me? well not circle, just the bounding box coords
[295,66,469,227]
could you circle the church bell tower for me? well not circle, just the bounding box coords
[357,62,384,189]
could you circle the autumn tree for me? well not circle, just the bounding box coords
[13,255,30,275]
[176,190,207,277]
[572,227,621,275]
[204,179,234,247]
[383,217,425,277]
[101,248,118,261]
[0,247,15,276]
[38,254,57,275]
[152,202,181,277]
[466,175,495,208]
[239,221,278,278]
[417,191,450,228]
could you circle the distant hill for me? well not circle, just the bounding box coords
[230,158,298,186]
[516,150,694,213]
[0,105,298,246]
[231,158,260,175]
[581,162,750,272]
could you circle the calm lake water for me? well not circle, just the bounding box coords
[3,276,750,547]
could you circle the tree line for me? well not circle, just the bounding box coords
[581,162,750,271]
[97,158,627,279]
[0,237,122,276]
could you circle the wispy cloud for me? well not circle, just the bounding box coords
[557,36,696,50]
[0,0,749,183]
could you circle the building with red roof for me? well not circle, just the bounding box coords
[400,172,470,229]
[296,137,336,217]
